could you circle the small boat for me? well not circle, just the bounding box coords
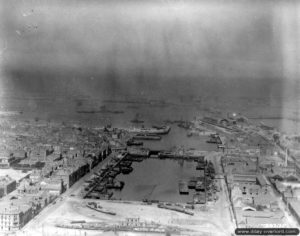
[106,180,125,190]
[121,166,133,174]
[86,202,116,215]
[129,156,143,162]
[107,170,119,178]
[119,160,132,167]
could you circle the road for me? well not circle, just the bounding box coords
[205,151,236,233]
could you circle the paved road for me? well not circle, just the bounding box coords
[206,151,236,233]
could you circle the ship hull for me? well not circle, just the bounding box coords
[86,205,116,215]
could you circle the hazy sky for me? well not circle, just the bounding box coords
[0,0,299,100]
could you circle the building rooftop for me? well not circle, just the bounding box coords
[0,201,31,214]
[256,175,268,186]
[0,175,15,185]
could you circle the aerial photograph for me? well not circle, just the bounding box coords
[0,0,300,235]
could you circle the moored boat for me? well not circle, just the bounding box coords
[86,202,116,215]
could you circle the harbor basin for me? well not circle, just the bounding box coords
[112,158,204,203]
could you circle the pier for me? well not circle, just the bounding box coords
[83,152,129,199]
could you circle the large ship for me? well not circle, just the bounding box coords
[126,125,171,135]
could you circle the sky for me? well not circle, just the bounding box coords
[0,0,299,102]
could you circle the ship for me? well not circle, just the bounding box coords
[152,124,167,129]
[119,160,132,167]
[77,110,96,114]
[127,147,150,157]
[206,133,222,144]
[178,180,189,194]
[106,180,125,190]
[193,193,206,204]
[99,105,124,114]
[188,177,197,189]
[126,138,143,146]
[107,170,120,178]
[177,121,192,129]
[127,105,139,109]
[76,105,124,114]
[130,113,144,124]
[126,125,171,135]
[158,150,192,159]
[120,166,133,174]
[158,203,194,216]
[133,134,161,141]
[195,180,205,192]
[86,202,116,215]
[129,156,144,162]
[196,161,205,170]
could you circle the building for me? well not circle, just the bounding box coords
[227,174,257,189]
[256,175,270,189]
[40,178,64,195]
[29,170,43,183]
[0,156,16,168]
[17,179,40,195]
[53,161,89,189]
[235,208,285,228]
[0,176,17,198]
[0,202,32,232]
